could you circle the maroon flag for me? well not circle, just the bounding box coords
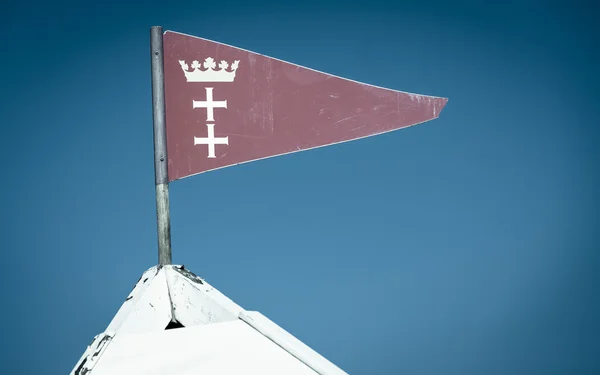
[163,30,448,182]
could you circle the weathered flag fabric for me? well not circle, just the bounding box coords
[163,30,448,182]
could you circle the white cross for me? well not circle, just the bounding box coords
[192,87,227,122]
[194,124,229,158]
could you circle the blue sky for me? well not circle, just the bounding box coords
[2,1,598,374]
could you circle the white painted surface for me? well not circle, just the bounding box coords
[70,267,171,375]
[105,267,160,333]
[106,267,172,335]
[71,332,115,375]
[71,265,348,375]
[240,311,349,375]
[91,320,319,375]
[167,266,243,326]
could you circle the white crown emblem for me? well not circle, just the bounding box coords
[179,57,240,83]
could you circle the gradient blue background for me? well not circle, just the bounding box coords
[2,1,598,374]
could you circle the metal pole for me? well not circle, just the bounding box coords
[150,26,172,266]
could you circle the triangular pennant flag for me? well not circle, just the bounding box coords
[163,30,447,182]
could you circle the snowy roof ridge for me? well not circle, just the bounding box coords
[70,265,348,375]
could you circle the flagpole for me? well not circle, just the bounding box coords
[150,26,172,266]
